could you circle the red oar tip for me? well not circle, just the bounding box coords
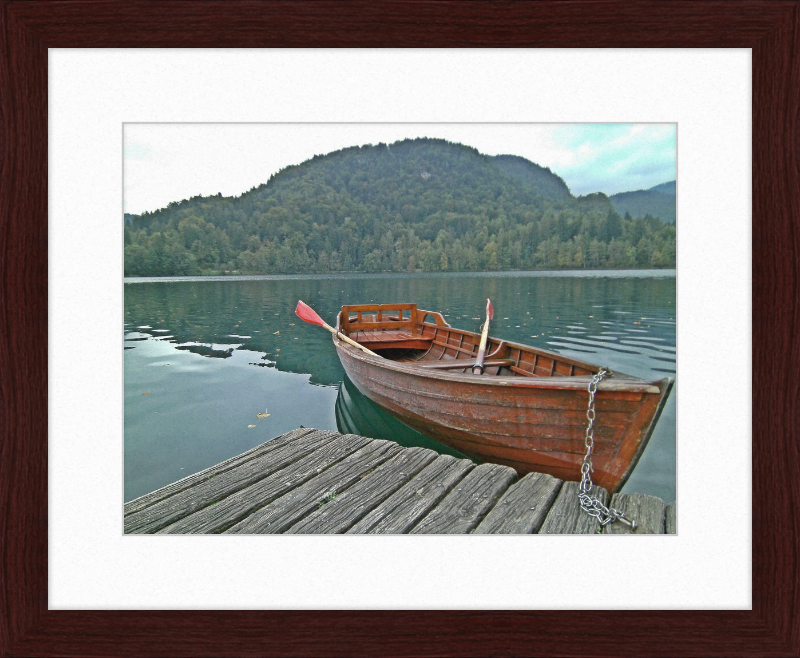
[486,298,494,320]
[295,300,325,327]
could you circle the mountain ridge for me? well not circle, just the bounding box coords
[124,138,676,276]
[609,181,676,224]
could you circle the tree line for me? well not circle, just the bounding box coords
[124,138,676,276]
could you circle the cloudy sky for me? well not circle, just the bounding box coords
[124,123,676,215]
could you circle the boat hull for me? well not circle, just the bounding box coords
[335,342,672,494]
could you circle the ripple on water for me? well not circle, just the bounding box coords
[124,272,676,502]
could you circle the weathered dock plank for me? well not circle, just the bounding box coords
[604,493,666,534]
[286,447,438,534]
[225,439,402,534]
[124,429,339,534]
[666,501,676,534]
[539,481,610,534]
[347,454,474,534]
[473,472,563,534]
[411,463,518,534]
[158,433,373,534]
[125,427,671,535]
[123,427,314,516]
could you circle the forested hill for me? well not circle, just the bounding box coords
[491,155,573,201]
[610,181,676,224]
[124,138,676,276]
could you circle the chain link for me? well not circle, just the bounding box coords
[578,367,637,531]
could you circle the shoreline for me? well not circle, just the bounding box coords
[124,268,677,284]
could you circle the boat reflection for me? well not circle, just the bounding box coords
[175,343,235,359]
[335,376,468,460]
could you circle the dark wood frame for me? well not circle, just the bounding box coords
[1,1,797,656]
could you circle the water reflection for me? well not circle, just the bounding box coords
[124,271,676,501]
[335,376,466,459]
[174,344,236,359]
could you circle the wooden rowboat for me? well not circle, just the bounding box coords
[332,302,673,494]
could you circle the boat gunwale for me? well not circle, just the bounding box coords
[333,335,665,394]
[345,308,616,377]
[336,306,667,390]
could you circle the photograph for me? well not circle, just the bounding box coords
[3,2,793,651]
[123,123,677,535]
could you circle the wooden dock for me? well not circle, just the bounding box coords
[124,428,676,535]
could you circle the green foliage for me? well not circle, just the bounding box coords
[125,138,676,276]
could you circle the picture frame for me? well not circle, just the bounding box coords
[2,1,796,655]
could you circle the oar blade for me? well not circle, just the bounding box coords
[486,298,494,321]
[295,300,325,327]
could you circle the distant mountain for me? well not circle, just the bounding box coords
[609,181,676,224]
[124,138,676,276]
[649,181,676,195]
[491,154,573,201]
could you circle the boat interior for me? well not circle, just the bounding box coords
[337,303,599,379]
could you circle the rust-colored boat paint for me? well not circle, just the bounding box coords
[332,303,673,493]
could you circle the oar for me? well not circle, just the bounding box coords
[472,299,494,374]
[295,300,380,357]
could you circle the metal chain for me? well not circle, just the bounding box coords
[578,367,637,531]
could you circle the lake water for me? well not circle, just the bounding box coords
[124,270,676,503]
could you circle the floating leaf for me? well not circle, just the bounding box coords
[273,331,280,335]
[257,413,270,419]
[247,424,256,429]
[142,391,151,395]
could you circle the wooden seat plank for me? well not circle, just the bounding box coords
[350,329,426,340]
[349,329,433,351]
[430,340,477,356]
[419,358,515,371]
